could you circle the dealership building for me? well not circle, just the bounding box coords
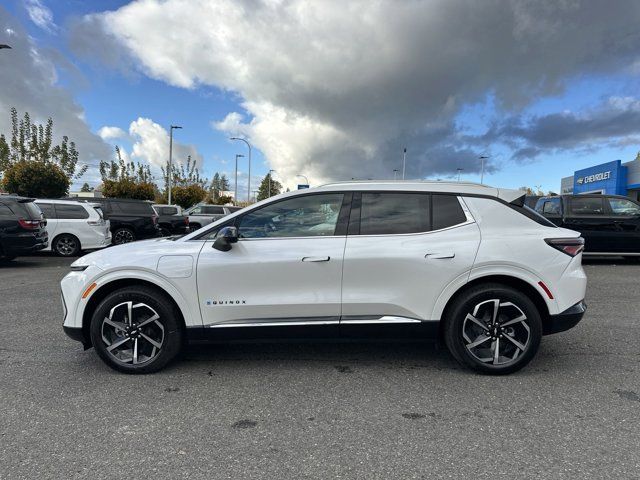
[560,158,640,201]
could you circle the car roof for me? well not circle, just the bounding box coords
[36,198,93,206]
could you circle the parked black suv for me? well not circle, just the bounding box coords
[535,194,640,256]
[72,198,160,245]
[0,195,48,260]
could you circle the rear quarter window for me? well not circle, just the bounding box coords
[432,195,467,230]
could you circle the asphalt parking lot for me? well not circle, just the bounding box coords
[1,255,639,479]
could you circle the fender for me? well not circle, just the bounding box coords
[431,263,559,320]
[80,267,202,328]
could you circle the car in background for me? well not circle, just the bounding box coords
[152,204,190,236]
[0,195,48,260]
[35,199,111,257]
[71,197,160,245]
[62,181,587,375]
[185,203,243,230]
[534,194,640,257]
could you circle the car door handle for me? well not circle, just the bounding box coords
[302,256,330,262]
[425,252,455,259]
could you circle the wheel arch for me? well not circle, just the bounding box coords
[437,274,553,337]
[81,277,189,348]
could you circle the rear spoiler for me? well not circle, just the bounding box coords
[497,189,526,206]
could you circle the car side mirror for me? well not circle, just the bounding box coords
[213,226,239,251]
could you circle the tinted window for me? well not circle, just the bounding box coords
[21,201,43,220]
[569,197,605,215]
[542,198,561,215]
[0,204,13,217]
[360,193,430,235]
[55,204,89,219]
[227,206,243,212]
[432,194,466,230]
[157,206,178,215]
[608,198,640,216]
[202,206,225,215]
[238,194,343,238]
[37,202,56,219]
[112,201,155,215]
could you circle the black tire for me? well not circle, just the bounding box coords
[89,286,183,374]
[53,234,81,257]
[443,283,542,375]
[159,227,171,237]
[190,223,202,231]
[113,228,135,245]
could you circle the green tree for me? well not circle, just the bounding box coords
[99,146,156,200]
[1,107,86,181]
[2,161,69,198]
[161,155,208,189]
[170,184,208,209]
[256,172,282,201]
[80,182,94,192]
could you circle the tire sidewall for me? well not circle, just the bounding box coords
[113,228,135,245]
[54,234,80,257]
[445,284,542,375]
[90,287,182,374]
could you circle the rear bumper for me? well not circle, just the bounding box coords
[544,300,586,335]
[2,233,48,256]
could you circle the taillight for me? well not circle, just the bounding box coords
[18,219,40,230]
[87,220,103,226]
[545,237,584,257]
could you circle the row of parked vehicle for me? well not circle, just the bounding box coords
[0,194,239,260]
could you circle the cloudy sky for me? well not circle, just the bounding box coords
[1,0,640,195]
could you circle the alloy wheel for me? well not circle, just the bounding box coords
[462,299,531,366]
[101,301,164,365]
[56,236,77,256]
[114,229,134,244]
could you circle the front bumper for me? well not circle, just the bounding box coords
[544,300,587,335]
[63,325,90,348]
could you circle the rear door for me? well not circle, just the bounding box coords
[563,196,615,252]
[340,192,480,337]
[605,197,640,253]
[53,203,90,244]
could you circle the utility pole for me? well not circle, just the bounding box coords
[479,155,489,184]
[457,168,463,182]
[402,148,407,180]
[168,125,182,205]
[231,137,252,203]
[268,169,276,197]
[234,154,244,204]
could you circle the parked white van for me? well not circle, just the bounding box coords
[35,199,111,256]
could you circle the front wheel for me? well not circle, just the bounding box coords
[443,283,542,375]
[89,286,183,373]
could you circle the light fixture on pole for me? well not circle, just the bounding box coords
[167,125,182,205]
[230,137,252,203]
[234,154,245,204]
[456,168,463,182]
[268,169,276,198]
[479,155,489,184]
[402,147,407,180]
[296,174,309,189]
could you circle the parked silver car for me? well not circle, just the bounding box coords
[185,204,243,230]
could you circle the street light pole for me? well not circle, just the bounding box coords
[393,169,398,180]
[457,168,463,182]
[479,155,489,184]
[402,148,407,180]
[234,154,244,204]
[231,137,252,203]
[168,125,182,205]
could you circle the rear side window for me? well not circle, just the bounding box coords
[202,206,225,215]
[157,206,178,215]
[37,202,56,219]
[569,197,605,215]
[359,193,430,235]
[112,201,155,215]
[227,206,242,212]
[55,204,89,219]
[432,195,467,230]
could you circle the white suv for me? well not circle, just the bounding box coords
[61,182,587,375]
[36,199,111,256]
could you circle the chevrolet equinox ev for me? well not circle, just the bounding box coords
[61,181,587,375]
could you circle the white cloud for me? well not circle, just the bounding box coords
[72,0,640,186]
[24,0,56,33]
[98,125,126,141]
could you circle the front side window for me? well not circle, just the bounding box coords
[55,204,90,219]
[608,198,640,216]
[569,197,605,215]
[542,198,561,215]
[237,194,344,238]
[202,206,225,215]
[359,193,430,235]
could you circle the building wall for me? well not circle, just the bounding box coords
[573,160,626,195]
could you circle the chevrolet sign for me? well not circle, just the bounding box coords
[576,171,611,185]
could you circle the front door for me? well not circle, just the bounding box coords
[563,196,616,252]
[605,197,640,253]
[196,192,349,334]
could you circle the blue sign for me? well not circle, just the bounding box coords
[297,184,309,190]
[573,160,627,196]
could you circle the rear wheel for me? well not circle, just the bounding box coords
[443,283,542,375]
[89,286,183,374]
[113,228,135,244]
[53,234,80,257]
